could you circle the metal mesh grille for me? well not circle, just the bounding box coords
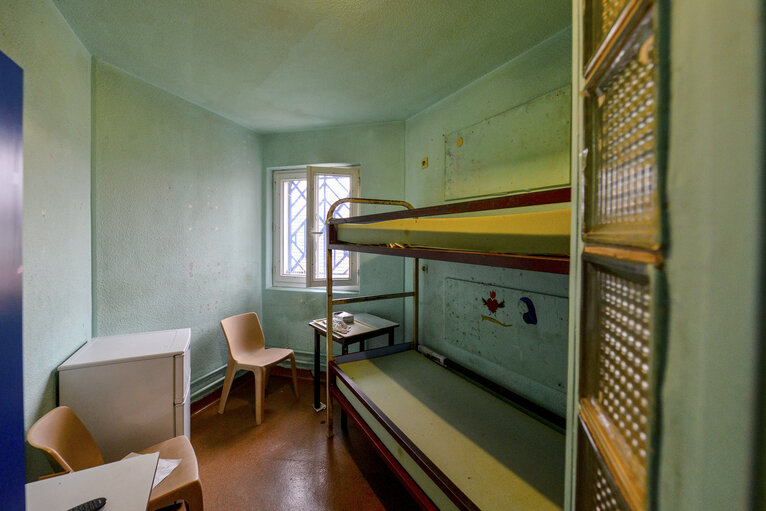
[313,174,351,280]
[593,466,627,511]
[601,0,631,33]
[577,422,631,511]
[591,264,652,470]
[583,0,631,67]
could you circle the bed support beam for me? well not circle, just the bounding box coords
[332,291,415,305]
[326,237,335,437]
[413,257,419,349]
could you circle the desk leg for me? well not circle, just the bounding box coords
[313,331,325,412]
[388,330,395,346]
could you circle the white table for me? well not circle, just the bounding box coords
[26,452,158,511]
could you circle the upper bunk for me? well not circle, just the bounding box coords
[326,187,571,274]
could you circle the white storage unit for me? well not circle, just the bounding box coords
[58,328,191,462]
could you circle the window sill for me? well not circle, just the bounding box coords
[265,286,360,295]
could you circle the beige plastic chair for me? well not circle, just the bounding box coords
[27,406,203,511]
[218,312,299,424]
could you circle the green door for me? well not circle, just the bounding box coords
[571,1,667,510]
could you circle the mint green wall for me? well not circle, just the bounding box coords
[261,122,406,368]
[405,28,571,206]
[0,0,92,480]
[403,29,572,415]
[658,0,764,509]
[92,60,263,397]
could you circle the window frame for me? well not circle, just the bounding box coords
[272,165,360,289]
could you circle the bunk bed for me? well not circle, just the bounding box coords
[323,187,571,511]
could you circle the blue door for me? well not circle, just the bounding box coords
[0,49,24,507]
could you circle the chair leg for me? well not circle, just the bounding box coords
[290,353,300,399]
[264,366,271,390]
[254,368,265,425]
[218,362,237,414]
[184,480,204,511]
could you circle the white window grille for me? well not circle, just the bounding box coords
[273,165,360,288]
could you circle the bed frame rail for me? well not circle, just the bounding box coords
[328,187,571,225]
[332,291,415,305]
[324,189,571,435]
[326,187,571,273]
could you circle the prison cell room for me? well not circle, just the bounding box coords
[3,1,764,511]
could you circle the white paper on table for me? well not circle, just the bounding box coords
[123,453,182,488]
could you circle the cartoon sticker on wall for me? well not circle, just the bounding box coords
[520,297,538,325]
[481,291,512,327]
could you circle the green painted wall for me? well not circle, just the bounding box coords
[92,60,263,398]
[261,122,406,368]
[405,28,572,206]
[658,0,764,509]
[403,29,572,415]
[0,0,92,480]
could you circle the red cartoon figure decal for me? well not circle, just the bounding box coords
[482,291,505,314]
[481,290,511,327]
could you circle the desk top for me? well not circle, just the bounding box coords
[26,452,158,511]
[309,312,398,339]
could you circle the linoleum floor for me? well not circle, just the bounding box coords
[190,373,419,511]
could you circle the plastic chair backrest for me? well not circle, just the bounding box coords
[27,406,105,472]
[221,312,266,359]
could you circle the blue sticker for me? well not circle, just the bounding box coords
[520,297,537,325]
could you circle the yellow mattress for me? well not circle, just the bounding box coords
[335,208,570,256]
[337,350,565,511]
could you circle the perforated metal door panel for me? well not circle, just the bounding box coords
[576,419,631,511]
[583,0,633,66]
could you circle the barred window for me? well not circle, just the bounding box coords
[272,165,360,288]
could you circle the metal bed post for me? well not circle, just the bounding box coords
[413,257,419,349]
[326,228,334,437]
[325,198,415,437]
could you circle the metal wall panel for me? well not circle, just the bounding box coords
[0,49,24,507]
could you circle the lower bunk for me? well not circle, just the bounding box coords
[329,344,565,511]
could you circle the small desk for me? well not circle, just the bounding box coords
[26,452,158,511]
[309,313,399,412]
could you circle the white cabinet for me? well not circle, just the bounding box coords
[58,329,191,462]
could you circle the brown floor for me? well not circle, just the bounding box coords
[190,373,420,511]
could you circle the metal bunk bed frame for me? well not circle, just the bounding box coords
[322,186,571,434]
[321,187,572,509]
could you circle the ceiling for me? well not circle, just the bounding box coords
[53,0,570,133]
